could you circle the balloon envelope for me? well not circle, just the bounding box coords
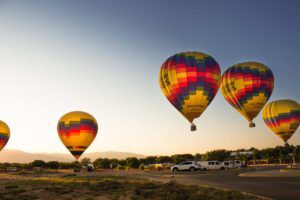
[0,121,10,152]
[220,62,274,127]
[57,111,98,160]
[159,52,221,130]
[263,99,300,143]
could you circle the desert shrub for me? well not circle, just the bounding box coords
[139,164,144,170]
[146,165,156,171]
[115,165,125,170]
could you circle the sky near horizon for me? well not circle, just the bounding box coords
[0,0,299,156]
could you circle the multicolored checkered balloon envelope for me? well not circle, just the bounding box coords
[159,52,221,131]
[220,62,274,127]
[0,120,10,152]
[263,99,300,144]
[57,111,98,160]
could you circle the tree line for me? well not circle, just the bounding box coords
[0,145,299,170]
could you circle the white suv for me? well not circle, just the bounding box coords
[171,161,201,172]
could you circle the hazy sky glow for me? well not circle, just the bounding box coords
[0,0,299,156]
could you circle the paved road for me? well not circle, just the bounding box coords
[134,167,300,200]
[69,166,300,200]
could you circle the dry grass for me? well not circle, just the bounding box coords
[0,172,261,200]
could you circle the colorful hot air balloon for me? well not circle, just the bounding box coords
[220,62,274,127]
[263,99,300,144]
[0,121,10,152]
[57,111,98,160]
[159,51,221,131]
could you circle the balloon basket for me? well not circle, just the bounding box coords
[249,122,256,128]
[190,123,196,131]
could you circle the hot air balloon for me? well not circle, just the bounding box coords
[262,99,300,145]
[0,121,10,152]
[220,62,274,127]
[57,111,98,160]
[159,51,221,131]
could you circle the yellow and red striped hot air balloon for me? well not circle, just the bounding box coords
[262,99,300,144]
[0,121,10,152]
[220,62,274,127]
[159,52,221,131]
[57,111,98,160]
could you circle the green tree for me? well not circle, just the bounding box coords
[46,161,59,169]
[59,162,74,169]
[81,158,91,166]
[204,150,230,161]
[118,159,127,166]
[292,148,298,164]
[251,148,259,165]
[31,160,46,168]
[296,146,300,162]
[171,154,194,164]
[278,150,284,164]
[139,163,145,170]
[126,157,140,169]
[264,152,270,164]
[144,156,157,165]
[109,159,119,168]
[195,153,203,161]
[93,158,111,169]
[156,156,172,163]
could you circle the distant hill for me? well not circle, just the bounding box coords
[0,149,145,163]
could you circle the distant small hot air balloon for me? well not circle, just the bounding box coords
[220,62,274,127]
[57,111,98,160]
[159,51,221,131]
[263,99,300,145]
[0,121,10,152]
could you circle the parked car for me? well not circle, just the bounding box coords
[33,167,43,172]
[6,167,18,172]
[82,163,94,172]
[171,161,201,172]
[222,160,243,169]
[197,161,223,170]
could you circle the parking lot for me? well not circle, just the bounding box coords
[136,166,300,200]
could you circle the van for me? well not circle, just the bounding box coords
[222,160,242,169]
[197,161,222,170]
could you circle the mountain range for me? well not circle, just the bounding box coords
[0,149,145,163]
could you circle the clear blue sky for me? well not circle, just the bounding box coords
[0,0,299,155]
